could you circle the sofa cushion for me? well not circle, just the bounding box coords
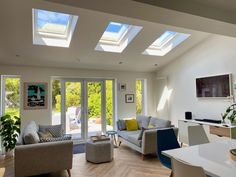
[149,117,171,128]
[125,119,138,131]
[23,121,40,144]
[136,116,151,129]
[117,119,126,130]
[118,130,140,140]
[127,134,142,147]
[39,124,63,137]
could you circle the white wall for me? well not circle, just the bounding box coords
[156,35,236,126]
[0,65,156,127]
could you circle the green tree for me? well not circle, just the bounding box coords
[136,80,143,115]
[5,78,20,117]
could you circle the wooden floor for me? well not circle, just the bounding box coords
[0,145,170,177]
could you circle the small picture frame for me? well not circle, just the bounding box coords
[24,82,48,110]
[119,83,126,91]
[125,94,134,103]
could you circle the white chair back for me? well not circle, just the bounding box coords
[171,157,206,177]
[188,125,209,146]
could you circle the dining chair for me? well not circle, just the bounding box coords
[171,157,207,177]
[188,125,209,146]
[156,128,180,176]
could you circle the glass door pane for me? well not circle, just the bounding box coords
[65,81,83,141]
[87,81,102,136]
[3,77,20,117]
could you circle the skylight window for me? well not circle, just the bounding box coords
[95,21,142,53]
[143,31,190,56]
[33,9,78,48]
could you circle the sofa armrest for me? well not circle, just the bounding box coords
[15,140,73,177]
[142,127,179,155]
[142,129,158,155]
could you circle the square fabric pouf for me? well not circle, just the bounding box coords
[86,139,113,163]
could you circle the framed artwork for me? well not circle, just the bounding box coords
[119,83,126,91]
[24,82,48,110]
[125,94,134,103]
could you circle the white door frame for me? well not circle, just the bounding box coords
[60,78,114,143]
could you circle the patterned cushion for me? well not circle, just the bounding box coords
[38,131,53,139]
[39,124,63,137]
[40,135,72,143]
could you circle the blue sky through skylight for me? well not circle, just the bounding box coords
[37,9,70,30]
[105,22,128,33]
[153,31,176,47]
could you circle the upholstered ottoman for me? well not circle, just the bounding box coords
[86,139,113,163]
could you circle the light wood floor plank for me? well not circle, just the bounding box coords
[0,145,170,177]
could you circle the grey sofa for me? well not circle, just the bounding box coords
[15,121,73,177]
[117,116,178,158]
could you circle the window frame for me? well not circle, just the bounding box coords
[95,21,142,53]
[32,9,79,48]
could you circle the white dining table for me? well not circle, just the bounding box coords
[162,140,236,177]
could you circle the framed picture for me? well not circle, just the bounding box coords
[24,82,48,110]
[125,94,134,103]
[119,83,126,91]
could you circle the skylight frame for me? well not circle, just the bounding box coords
[32,9,79,48]
[143,30,191,56]
[95,21,142,53]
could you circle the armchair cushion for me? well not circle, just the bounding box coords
[23,121,40,144]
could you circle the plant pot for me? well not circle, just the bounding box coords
[5,149,14,157]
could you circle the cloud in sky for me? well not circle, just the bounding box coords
[37,9,70,28]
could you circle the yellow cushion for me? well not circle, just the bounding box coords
[125,119,138,131]
[148,124,156,129]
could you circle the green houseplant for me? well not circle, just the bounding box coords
[0,114,21,154]
[222,103,236,125]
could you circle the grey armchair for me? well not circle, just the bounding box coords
[15,140,73,177]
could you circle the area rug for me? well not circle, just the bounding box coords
[73,144,85,154]
[73,143,118,154]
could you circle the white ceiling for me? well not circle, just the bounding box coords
[0,0,211,72]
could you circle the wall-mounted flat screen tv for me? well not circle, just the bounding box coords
[196,74,232,98]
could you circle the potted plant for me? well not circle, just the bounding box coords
[0,114,21,156]
[222,103,236,125]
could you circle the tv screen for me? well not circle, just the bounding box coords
[196,74,231,98]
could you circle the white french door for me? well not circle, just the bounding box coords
[61,79,114,143]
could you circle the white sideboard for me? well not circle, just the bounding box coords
[178,119,236,145]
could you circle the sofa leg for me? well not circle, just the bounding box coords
[170,170,173,177]
[67,169,71,177]
[119,140,122,146]
[141,154,145,160]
